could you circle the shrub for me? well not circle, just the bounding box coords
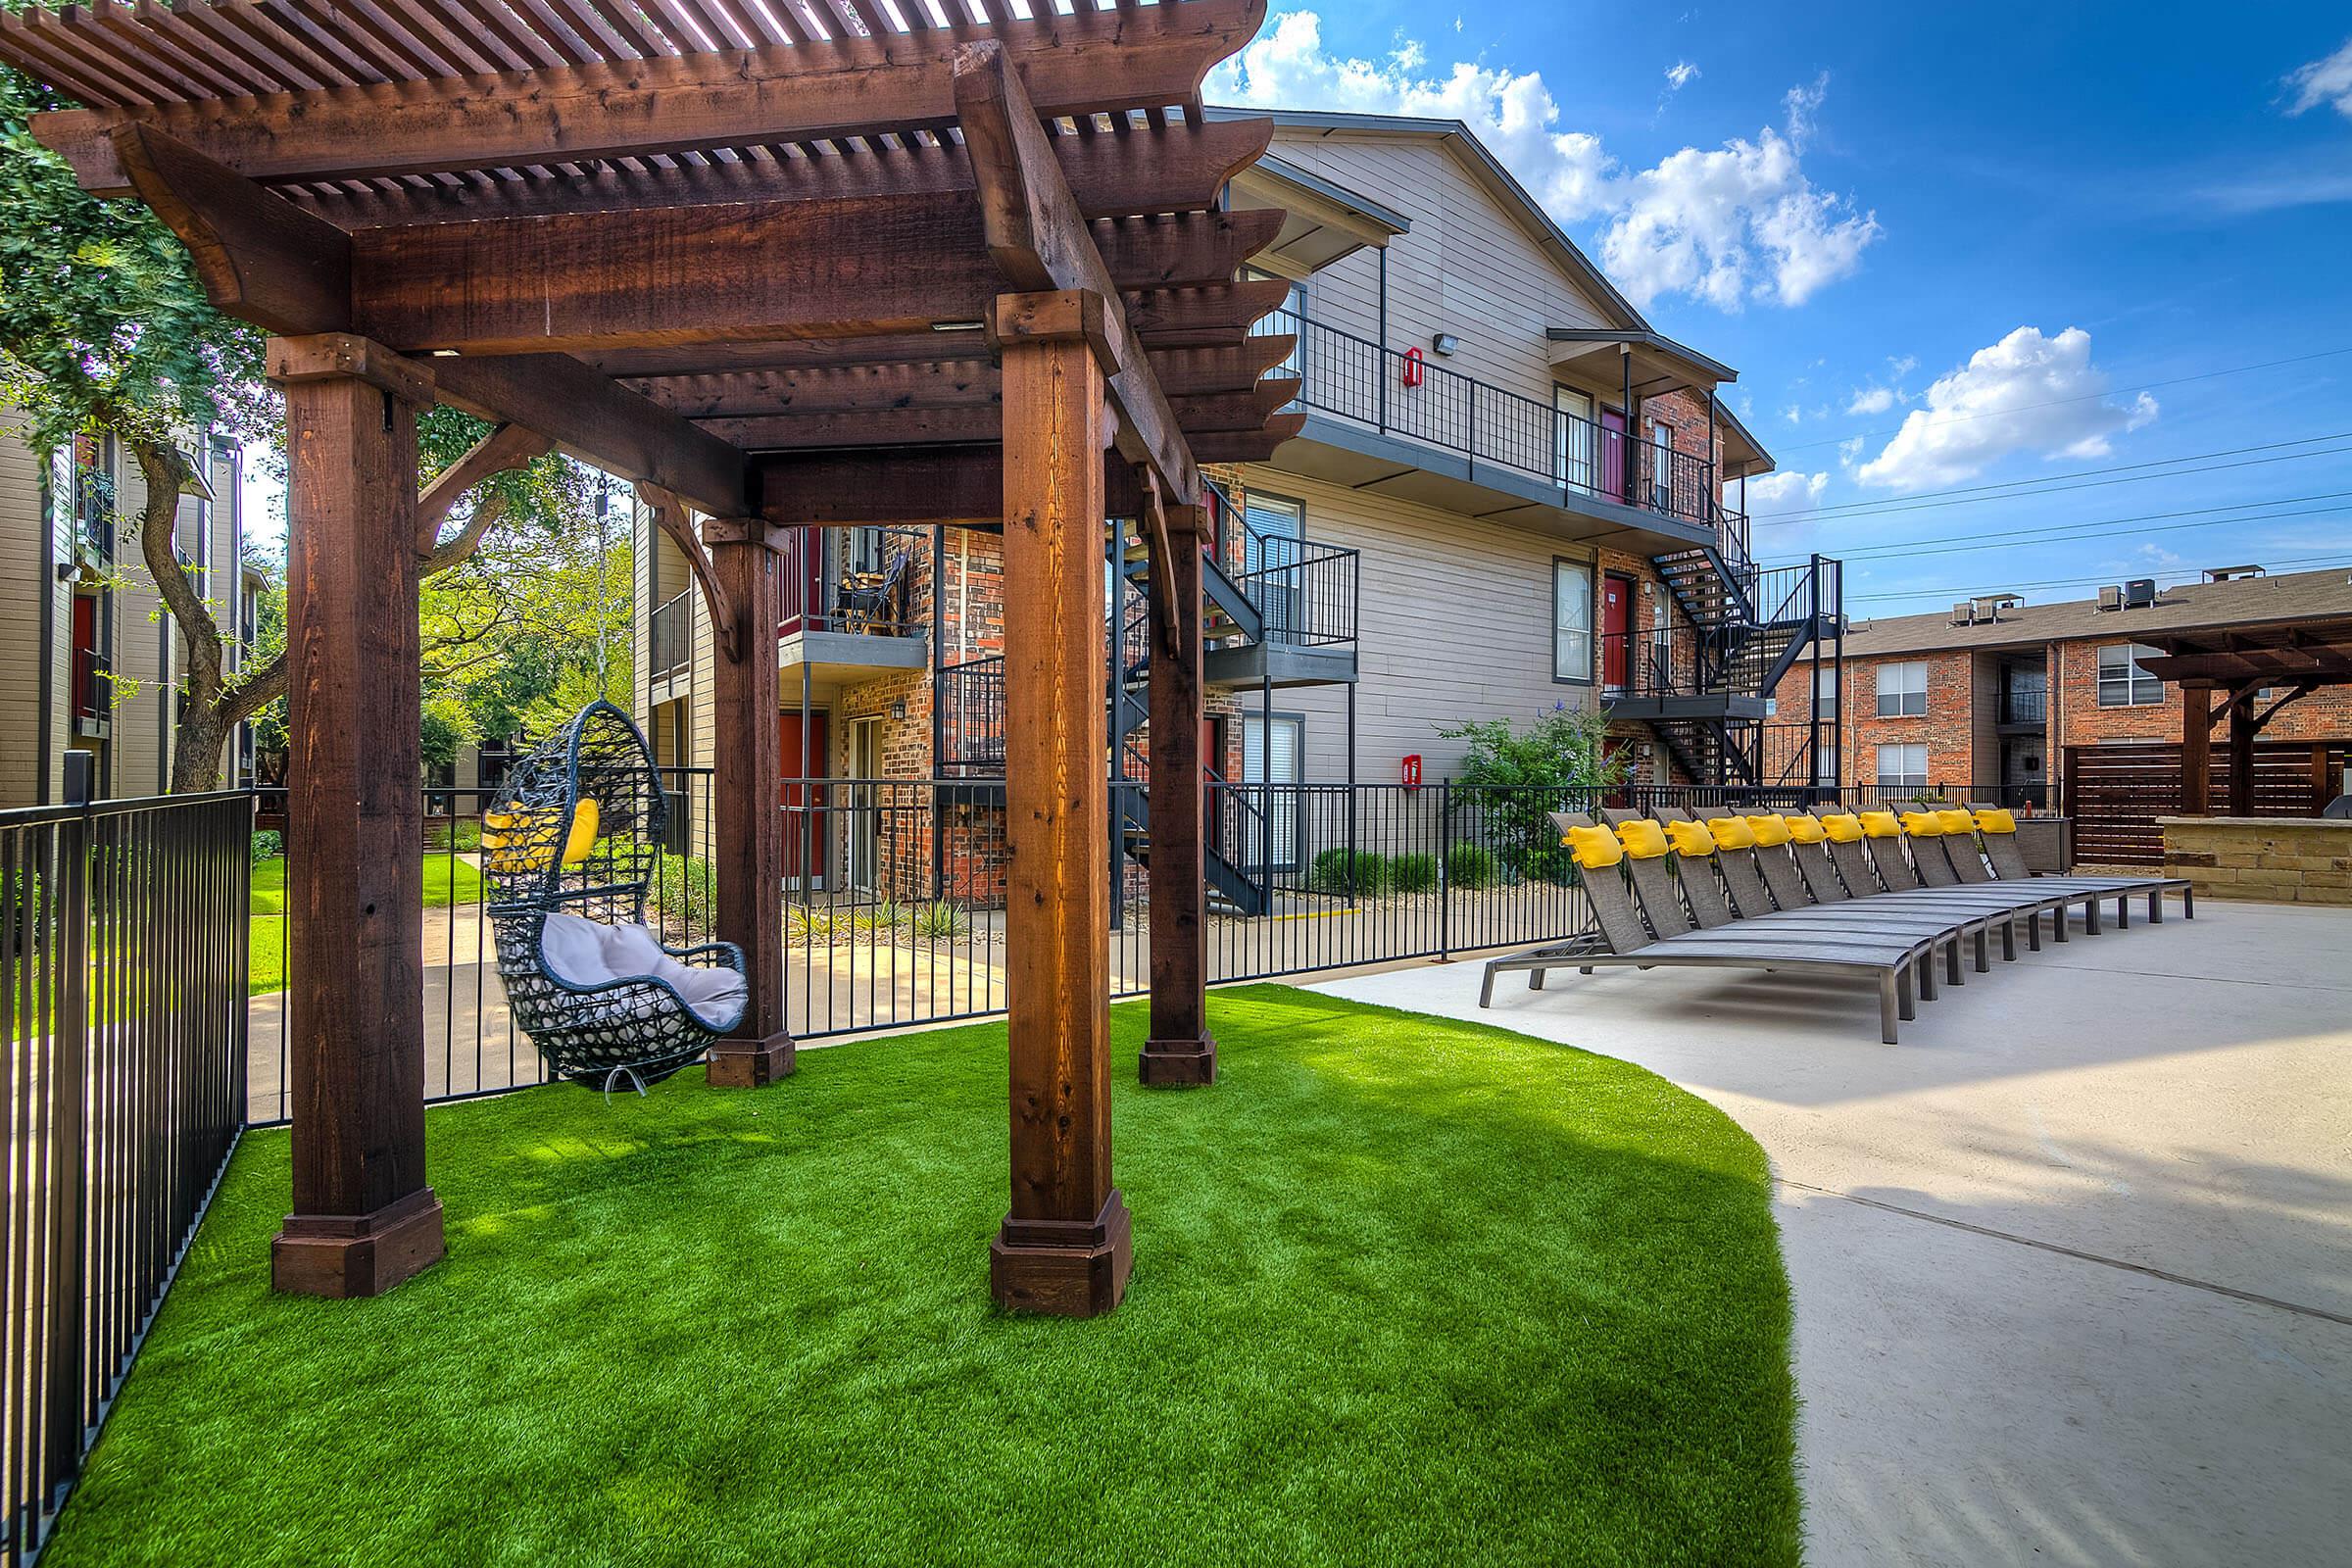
[1388,852,1438,894]
[912,901,969,942]
[1446,845,1500,890]
[651,855,714,933]
[248,830,283,864]
[1437,703,1630,882]
[1308,847,1391,896]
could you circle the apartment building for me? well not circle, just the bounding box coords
[634,111,1842,894]
[1773,564,2352,805]
[0,419,254,807]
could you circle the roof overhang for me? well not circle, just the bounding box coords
[1227,153,1409,274]
[1544,328,1737,400]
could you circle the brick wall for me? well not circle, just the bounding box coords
[1776,649,1980,784]
[2057,636,2352,749]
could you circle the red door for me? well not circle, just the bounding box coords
[777,526,824,635]
[1597,407,1628,502]
[778,710,829,887]
[1600,575,1633,693]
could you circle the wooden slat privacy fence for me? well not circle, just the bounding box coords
[2063,742,2348,865]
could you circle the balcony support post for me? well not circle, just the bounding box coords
[267,336,442,1298]
[1142,496,1215,1087]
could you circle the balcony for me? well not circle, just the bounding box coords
[778,525,930,681]
[2000,685,2048,728]
[1248,307,1738,558]
[648,589,692,687]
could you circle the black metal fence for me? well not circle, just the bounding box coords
[0,789,248,1566]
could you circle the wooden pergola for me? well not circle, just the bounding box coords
[2138,615,2352,815]
[7,0,1298,1315]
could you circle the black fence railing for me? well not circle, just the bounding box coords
[1234,538,1357,649]
[1254,305,1729,534]
[2001,687,2048,726]
[648,589,692,680]
[0,789,248,1566]
[937,656,1006,773]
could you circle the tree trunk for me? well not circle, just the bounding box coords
[169,708,235,795]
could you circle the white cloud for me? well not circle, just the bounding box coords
[1855,326,2159,492]
[2284,38,2352,118]
[1664,61,1699,91]
[1743,470,1830,513]
[1209,11,1879,311]
[1837,435,1866,467]
[1846,386,1898,415]
[1888,354,1919,377]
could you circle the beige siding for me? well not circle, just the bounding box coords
[1267,130,1619,409]
[0,423,55,807]
[1229,468,1598,782]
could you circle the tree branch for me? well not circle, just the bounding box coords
[128,436,226,702]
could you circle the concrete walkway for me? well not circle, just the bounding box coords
[1307,899,2351,1568]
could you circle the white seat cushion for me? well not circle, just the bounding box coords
[539,912,747,1029]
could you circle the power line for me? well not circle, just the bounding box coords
[1767,491,2352,565]
[1844,551,2352,606]
[1766,344,2352,458]
[1751,433,2352,524]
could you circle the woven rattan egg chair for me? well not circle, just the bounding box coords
[484,701,747,1091]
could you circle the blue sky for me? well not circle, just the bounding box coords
[1208,4,2352,618]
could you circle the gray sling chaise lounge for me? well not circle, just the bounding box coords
[1960,802,2195,922]
[1479,813,1938,1044]
[1823,809,2097,941]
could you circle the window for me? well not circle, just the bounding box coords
[1240,712,1302,871]
[1245,267,1305,377]
[1876,661,1929,717]
[1814,744,1841,789]
[1646,420,1675,512]
[1554,387,1595,493]
[1876,743,1929,788]
[1242,491,1305,640]
[2097,643,2165,707]
[1553,560,1593,683]
[1814,662,1839,720]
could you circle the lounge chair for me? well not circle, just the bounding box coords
[1479,812,1939,1044]
[1962,803,2195,921]
[1816,808,2085,945]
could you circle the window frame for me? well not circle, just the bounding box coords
[1551,557,1596,686]
[2095,642,2166,708]
[1875,742,1929,789]
[1875,660,1930,718]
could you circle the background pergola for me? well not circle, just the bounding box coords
[2139,615,2352,816]
[6,0,1296,1315]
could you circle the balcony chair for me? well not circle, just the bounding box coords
[836,547,911,636]
[484,701,748,1093]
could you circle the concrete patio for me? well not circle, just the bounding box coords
[1309,898,2351,1568]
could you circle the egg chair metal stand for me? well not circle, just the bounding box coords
[484,701,748,1089]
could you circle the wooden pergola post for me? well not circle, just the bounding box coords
[268,334,443,1298]
[989,289,1130,1316]
[2181,683,2212,815]
[1140,498,1216,1087]
[2228,688,2257,816]
[703,517,795,1087]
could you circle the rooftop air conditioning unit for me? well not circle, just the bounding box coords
[2097,585,2122,612]
[2123,578,2158,609]
[1951,601,1975,626]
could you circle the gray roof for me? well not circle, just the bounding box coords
[1838,567,2352,658]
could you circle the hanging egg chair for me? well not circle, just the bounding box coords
[484,701,747,1091]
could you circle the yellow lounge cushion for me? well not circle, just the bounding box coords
[1784,815,1830,845]
[1974,808,2019,835]
[1899,809,1945,837]
[1934,808,1977,836]
[1665,819,1718,858]
[1705,815,1757,851]
[1563,823,1624,870]
[1615,819,1671,860]
[1858,809,1904,839]
[1744,813,1793,848]
[1818,812,1866,843]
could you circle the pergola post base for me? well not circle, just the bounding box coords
[1139,1037,1217,1087]
[706,1032,796,1087]
[990,1190,1133,1317]
[270,1189,445,1298]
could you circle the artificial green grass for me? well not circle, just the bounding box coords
[46,987,1799,1567]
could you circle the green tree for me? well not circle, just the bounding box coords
[1,53,562,791]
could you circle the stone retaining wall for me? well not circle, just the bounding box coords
[2158,816,2352,906]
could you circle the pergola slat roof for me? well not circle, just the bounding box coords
[9,0,1296,517]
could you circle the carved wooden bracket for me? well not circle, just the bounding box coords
[636,481,744,663]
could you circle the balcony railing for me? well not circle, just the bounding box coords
[72,646,109,723]
[2001,687,2047,726]
[779,524,927,640]
[1253,306,1734,540]
[649,589,691,680]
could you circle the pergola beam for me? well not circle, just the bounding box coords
[697,383,1294,451]
[33,0,1266,190]
[956,41,1201,506]
[347,198,1277,357]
